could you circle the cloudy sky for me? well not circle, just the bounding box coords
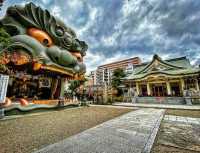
[1,0,200,73]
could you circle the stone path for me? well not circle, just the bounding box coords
[164,115,200,125]
[35,109,165,153]
[113,102,200,110]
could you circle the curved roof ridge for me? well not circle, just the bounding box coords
[135,54,185,75]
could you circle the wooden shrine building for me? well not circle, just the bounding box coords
[123,54,200,97]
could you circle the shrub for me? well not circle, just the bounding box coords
[113,96,123,102]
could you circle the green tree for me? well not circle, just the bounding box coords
[0,27,12,73]
[68,78,87,94]
[68,80,82,93]
[111,68,126,96]
[0,27,12,50]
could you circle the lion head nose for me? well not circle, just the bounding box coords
[71,52,83,62]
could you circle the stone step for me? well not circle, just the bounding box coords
[136,97,185,105]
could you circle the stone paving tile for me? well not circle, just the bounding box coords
[176,117,187,123]
[187,118,200,125]
[186,117,196,120]
[165,115,200,125]
[35,109,165,153]
[168,115,176,122]
[165,115,169,120]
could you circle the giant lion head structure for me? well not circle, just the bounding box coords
[0,2,88,79]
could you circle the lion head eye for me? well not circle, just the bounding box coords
[27,28,53,47]
[43,39,49,46]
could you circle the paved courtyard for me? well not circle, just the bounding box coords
[35,108,165,153]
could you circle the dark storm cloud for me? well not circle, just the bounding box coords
[152,1,200,37]
[1,0,200,71]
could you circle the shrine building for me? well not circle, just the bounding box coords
[123,54,200,97]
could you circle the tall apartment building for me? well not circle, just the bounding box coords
[89,70,97,85]
[93,57,141,85]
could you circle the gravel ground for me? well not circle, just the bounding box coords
[0,106,132,153]
[151,121,200,153]
[166,109,200,118]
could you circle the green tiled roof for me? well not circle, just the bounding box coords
[125,68,200,80]
[165,57,192,68]
[124,54,200,80]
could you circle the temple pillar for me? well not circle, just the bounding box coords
[195,79,199,91]
[60,78,66,97]
[147,83,151,96]
[180,78,185,92]
[166,81,171,96]
[136,82,140,95]
[51,78,58,99]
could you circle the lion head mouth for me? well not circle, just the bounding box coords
[0,3,88,79]
[0,33,87,79]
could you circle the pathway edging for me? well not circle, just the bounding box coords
[143,109,165,153]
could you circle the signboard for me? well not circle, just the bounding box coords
[0,74,9,103]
